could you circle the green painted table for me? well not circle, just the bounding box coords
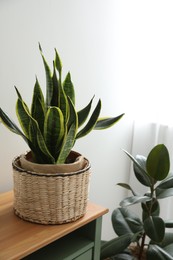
[0,191,108,260]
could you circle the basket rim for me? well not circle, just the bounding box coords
[12,154,91,177]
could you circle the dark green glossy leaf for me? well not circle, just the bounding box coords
[76,99,101,139]
[109,253,134,260]
[163,244,173,256]
[94,113,124,130]
[159,232,173,248]
[120,195,151,207]
[144,216,165,242]
[117,183,138,196]
[146,144,170,181]
[142,199,160,220]
[147,244,173,260]
[112,208,143,236]
[134,155,153,187]
[156,188,173,199]
[100,233,133,260]
[164,221,173,228]
[157,175,173,189]
[123,150,148,181]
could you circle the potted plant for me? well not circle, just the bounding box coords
[0,45,124,224]
[101,144,173,259]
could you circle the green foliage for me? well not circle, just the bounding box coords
[101,144,173,259]
[0,46,124,164]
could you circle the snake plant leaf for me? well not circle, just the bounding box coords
[94,113,124,130]
[51,64,59,107]
[146,144,170,181]
[63,72,75,105]
[100,233,133,260]
[134,155,154,187]
[112,208,143,236]
[39,44,53,108]
[15,87,30,113]
[144,216,165,242]
[147,245,173,260]
[120,195,151,207]
[0,108,28,141]
[44,107,65,159]
[16,98,31,138]
[29,117,55,164]
[31,78,45,132]
[57,123,76,164]
[76,99,101,139]
[58,80,68,125]
[117,183,138,196]
[67,96,78,132]
[77,96,94,127]
[14,86,22,99]
[54,48,62,76]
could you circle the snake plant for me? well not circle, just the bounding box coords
[101,144,173,259]
[0,45,124,164]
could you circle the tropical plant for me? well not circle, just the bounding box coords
[0,45,124,164]
[101,144,173,260]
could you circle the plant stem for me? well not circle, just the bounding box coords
[138,233,146,260]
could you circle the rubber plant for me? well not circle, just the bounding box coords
[101,144,173,260]
[0,45,124,164]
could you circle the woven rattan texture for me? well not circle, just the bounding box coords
[13,159,91,224]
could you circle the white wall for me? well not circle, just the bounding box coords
[0,0,133,240]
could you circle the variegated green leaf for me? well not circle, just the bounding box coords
[77,97,94,127]
[51,64,59,107]
[76,99,101,139]
[31,78,45,132]
[54,48,62,76]
[94,113,124,130]
[16,98,31,138]
[0,108,28,142]
[59,82,68,125]
[67,96,78,133]
[44,107,64,159]
[63,72,75,105]
[57,123,76,164]
[39,44,53,108]
[28,116,55,164]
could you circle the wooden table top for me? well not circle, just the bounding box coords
[0,191,108,260]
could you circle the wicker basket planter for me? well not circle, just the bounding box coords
[12,151,91,224]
